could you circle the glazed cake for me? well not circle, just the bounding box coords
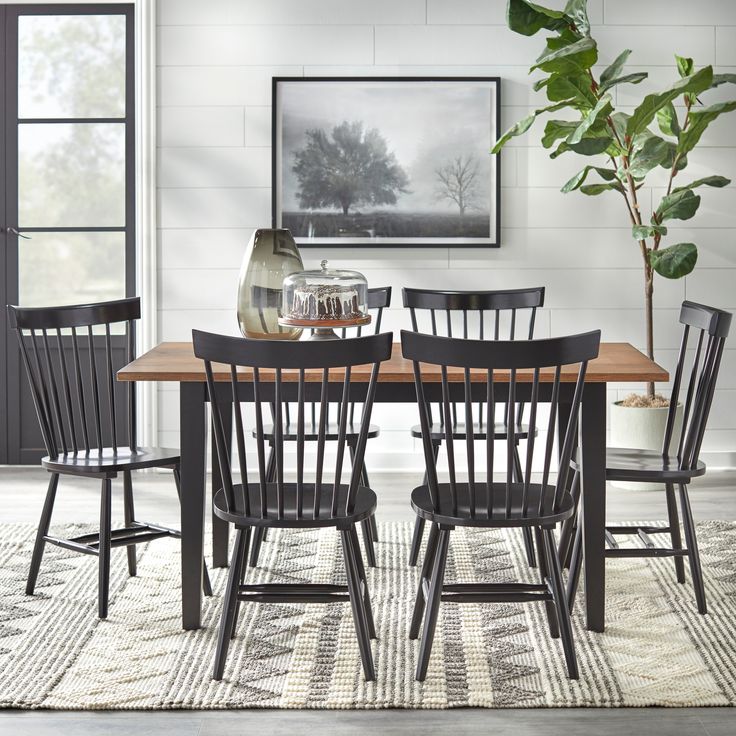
[288,284,361,321]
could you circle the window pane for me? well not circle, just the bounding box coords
[18,232,125,307]
[18,14,126,119]
[19,123,125,228]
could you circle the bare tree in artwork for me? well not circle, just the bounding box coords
[435,155,481,216]
[292,120,409,215]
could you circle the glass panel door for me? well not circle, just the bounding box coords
[1,5,134,464]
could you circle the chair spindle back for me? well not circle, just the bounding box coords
[401,329,600,520]
[193,331,393,520]
[7,298,140,458]
[661,301,731,469]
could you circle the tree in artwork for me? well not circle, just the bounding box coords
[434,154,481,216]
[292,120,409,215]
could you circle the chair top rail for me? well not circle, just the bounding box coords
[402,286,545,311]
[8,297,140,330]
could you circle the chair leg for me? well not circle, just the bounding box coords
[98,478,112,619]
[213,528,249,680]
[341,530,375,681]
[348,526,376,639]
[566,515,583,613]
[249,528,266,568]
[408,517,426,567]
[679,483,707,615]
[174,466,212,597]
[409,521,439,640]
[360,518,377,568]
[558,469,580,569]
[535,526,559,638]
[543,528,578,679]
[513,445,537,568]
[408,441,440,566]
[230,527,252,640]
[416,528,450,682]
[350,441,379,548]
[122,470,137,577]
[665,482,686,584]
[26,472,59,596]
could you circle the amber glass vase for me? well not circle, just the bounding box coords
[236,228,303,339]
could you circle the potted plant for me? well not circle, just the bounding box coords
[492,0,736,471]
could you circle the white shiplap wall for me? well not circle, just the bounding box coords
[155,0,736,468]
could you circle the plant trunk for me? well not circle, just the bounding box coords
[645,268,655,398]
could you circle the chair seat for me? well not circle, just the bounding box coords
[258,423,380,442]
[411,482,574,528]
[42,447,180,474]
[410,421,535,441]
[213,483,377,529]
[571,447,706,483]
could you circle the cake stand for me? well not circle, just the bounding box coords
[278,314,371,341]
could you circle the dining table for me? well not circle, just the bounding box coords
[118,340,668,633]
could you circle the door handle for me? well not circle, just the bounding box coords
[5,226,31,239]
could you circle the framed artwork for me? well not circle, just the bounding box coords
[272,77,501,248]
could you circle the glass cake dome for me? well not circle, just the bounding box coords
[281,260,369,325]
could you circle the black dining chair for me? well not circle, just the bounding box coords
[249,286,392,569]
[563,301,732,616]
[401,328,600,681]
[402,287,545,569]
[193,329,393,682]
[7,298,211,619]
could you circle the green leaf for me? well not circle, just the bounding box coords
[600,50,632,87]
[655,189,701,223]
[551,136,613,158]
[561,165,618,193]
[626,66,714,139]
[656,102,680,137]
[671,175,731,194]
[712,73,736,88]
[676,55,694,78]
[507,0,568,36]
[491,100,574,153]
[609,111,630,139]
[542,119,578,148]
[532,36,598,73]
[632,224,668,240]
[599,72,648,94]
[650,242,698,278]
[564,0,590,35]
[533,77,550,91]
[579,183,621,195]
[677,100,736,156]
[546,73,597,105]
[568,94,613,144]
[627,136,671,177]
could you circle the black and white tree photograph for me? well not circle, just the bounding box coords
[273,78,500,247]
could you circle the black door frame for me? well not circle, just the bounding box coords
[1,3,135,464]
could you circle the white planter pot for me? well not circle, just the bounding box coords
[609,401,683,490]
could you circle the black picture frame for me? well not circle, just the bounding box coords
[272,76,501,249]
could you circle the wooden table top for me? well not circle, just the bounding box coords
[118,341,668,384]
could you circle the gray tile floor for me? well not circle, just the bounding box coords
[1,466,734,734]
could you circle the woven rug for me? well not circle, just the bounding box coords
[0,520,735,709]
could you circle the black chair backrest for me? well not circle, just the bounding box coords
[663,301,732,468]
[7,298,140,457]
[402,287,545,428]
[193,330,393,520]
[401,329,601,519]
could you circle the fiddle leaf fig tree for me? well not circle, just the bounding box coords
[493,0,736,397]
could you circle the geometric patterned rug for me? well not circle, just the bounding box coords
[0,521,735,709]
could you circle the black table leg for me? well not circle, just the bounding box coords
[180,381,207,630]
[211,400,231,568]
[580,382,606,633]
